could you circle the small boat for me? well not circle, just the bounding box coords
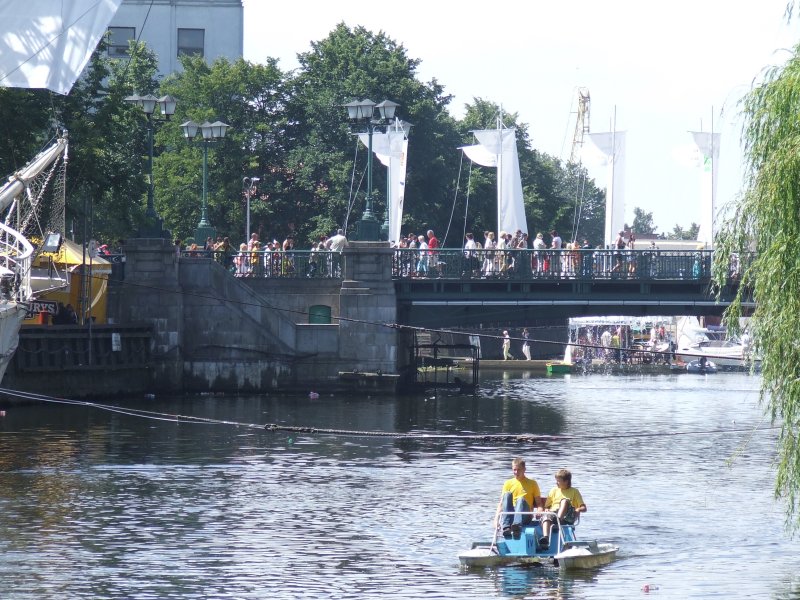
[686,358,717,374]
[546,361,572,374]
[458,512,618,570]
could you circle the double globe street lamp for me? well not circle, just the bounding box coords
[343,98,399,241]
[124,93,177,238]
[180,119,231,244]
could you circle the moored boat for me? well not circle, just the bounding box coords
[546,361,572,374]
[675,316,758,370]
[686,358,717,374]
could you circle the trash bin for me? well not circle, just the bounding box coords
[308,304,331,324]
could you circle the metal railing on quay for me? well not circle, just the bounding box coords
[391,248,729,282]
[180,249,345,279]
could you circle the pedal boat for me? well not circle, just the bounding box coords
[458,511,618,570]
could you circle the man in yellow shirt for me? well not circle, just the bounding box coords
[539,469,586,549]
[497,458,542,539]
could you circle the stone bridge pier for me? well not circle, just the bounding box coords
[107,238,401,394]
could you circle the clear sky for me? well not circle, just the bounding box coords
[241,0,797,236]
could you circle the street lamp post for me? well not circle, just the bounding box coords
[124,93,177,238]
[180,119,231,243]
[343,98,399,241]
[243,176,260,243]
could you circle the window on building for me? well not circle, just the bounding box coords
[107,27,135,58]
[177,29,205,58]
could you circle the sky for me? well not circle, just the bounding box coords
[241,0,798,237]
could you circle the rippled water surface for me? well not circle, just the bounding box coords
[1,372,799,599]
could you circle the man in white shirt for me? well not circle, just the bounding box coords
[326,229,348,252]
[325,229,348,276]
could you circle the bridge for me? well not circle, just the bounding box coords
[28,240,749,396]
[190,246,748,328]
[390,248,748,328]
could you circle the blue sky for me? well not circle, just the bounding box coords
[242,0,797,235]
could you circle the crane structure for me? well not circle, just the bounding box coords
[569,88,591,164]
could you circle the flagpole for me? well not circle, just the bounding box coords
[710,105,715,248]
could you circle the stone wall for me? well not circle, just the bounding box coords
[105,238,400,394]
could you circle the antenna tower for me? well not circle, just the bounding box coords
[569,88,591,164]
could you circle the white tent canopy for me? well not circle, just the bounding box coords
[0,0,123,95]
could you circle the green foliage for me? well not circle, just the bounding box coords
[286,23,460,244]
[631,207,657,235]
[712,41,800,530]
[0,23,607,251]
[666,222,700,240]
[158,55,288,242]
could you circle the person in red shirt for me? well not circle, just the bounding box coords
[427,230,440,275]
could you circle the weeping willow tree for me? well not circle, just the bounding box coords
[712,40,800,531]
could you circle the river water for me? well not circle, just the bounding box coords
[1,371,798,599]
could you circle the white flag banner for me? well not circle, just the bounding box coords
[588,131,626,246]
[672,143,704,168]
[460,143,497,167]
[0,0,124,94]
[690,131,721,245]
[462,128,527,236]
[358,125,409,243]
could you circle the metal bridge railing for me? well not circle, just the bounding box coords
[391,248,727,282]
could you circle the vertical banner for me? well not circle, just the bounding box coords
[587,131,626,247]
[358,122,409,244]
[690,132,721,246]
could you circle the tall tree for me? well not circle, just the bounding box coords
[158,55,288,242]
[285,23,458,243]
[667,222,699,240]
[631,207,657,235]
[712,39,800,529]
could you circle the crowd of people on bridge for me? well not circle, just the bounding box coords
[153,223,714,282]
[175,228,350,278]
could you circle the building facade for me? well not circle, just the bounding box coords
[108,0,243,76]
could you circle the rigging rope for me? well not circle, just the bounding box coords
[0,387,776,442]
[343,138,362,231]
[443,151,464,247]
[462,158,473,245]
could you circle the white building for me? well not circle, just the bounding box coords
[108,0,243,77]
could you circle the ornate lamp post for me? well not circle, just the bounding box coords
[180,119,231,243]
[343,98,399,241]
[124,93,177,238]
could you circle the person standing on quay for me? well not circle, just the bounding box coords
[502,330,513,360]
[521,328,531,360]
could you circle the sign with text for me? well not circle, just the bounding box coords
[25,300,58,319]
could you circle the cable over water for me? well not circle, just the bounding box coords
[0,387,777,443]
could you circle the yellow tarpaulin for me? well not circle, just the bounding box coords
[34,238,111,267]
[28,238,113,325]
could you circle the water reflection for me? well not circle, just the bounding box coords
[0,373,797,599]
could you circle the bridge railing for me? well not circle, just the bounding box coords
[392,248,727,281]
[180,249,345,278]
